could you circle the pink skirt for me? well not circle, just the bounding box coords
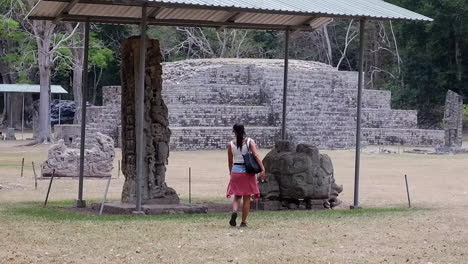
[226,165,260,200]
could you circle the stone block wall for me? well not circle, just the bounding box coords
[55,86,121,148]
[63,59,450,150]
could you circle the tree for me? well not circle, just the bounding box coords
[15,0,78,141]
[0,3,35,128]
[387,0,468,111]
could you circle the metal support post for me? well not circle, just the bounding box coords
[21,93,25,140]
[351,19,367,210]
[77,18,90,208]
[58,94,61,125]
[281,29,290,140]
[9,93,13,128]
[134,4,148,214]
[99,176,113,215]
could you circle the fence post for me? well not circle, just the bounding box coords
[405,174,411,208]
[32,162,38,190]
[44,169,55,207]
[20,158,24,178]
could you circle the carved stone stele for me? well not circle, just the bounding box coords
[120,36,179,204]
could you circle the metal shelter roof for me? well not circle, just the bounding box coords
[0,84,68,94]
[28,0,432,30]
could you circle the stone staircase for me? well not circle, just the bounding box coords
[162,59,444,150]
[162,74,280,150]
[59,59,443,151]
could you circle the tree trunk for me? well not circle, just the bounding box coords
[37,59,51,142]
[33,20,55,142]
[66,23,84,124]
[9,93,23,129]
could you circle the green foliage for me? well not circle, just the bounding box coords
[0,15,36,84]
[464,105,468,128]
[387,0,468,110]
[89,33,114,68]
[2,201,425,223]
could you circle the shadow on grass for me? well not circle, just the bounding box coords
[1,200,430,223]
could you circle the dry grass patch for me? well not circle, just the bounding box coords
[1,202,467,264]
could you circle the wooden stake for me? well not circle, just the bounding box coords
[20,158,24,178]
[32,162,38,190]
[405,174,411,208]
[44,169,55,207]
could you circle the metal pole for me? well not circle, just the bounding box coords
[44,169,55,207]
[77,18,91,208]
[58,94,61,125]
[21,93,25,140]
[404,174,411,208]
[281,29,290,140]
[351,19,366,210]
[9,93,12,128]
[117,159,121,178]
[99,176,113,215]
[189,167,191,204]
[134,4,148,214]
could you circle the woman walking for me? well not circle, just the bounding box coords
[226,124,266,227]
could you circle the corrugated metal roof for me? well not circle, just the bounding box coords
[0,84,68,94]
[28,0,432,30]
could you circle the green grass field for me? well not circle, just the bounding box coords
[1,138,468,263]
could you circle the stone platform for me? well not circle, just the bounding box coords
[92,202,208,215]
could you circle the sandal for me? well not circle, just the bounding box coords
[229,212,237,227]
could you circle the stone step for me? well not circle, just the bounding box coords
[362,128,444,147]
[163,84,263,105]
[168,105,273,127]
[288,109,418,129]
[169,126,280,151]
[291,129,365,149]
[287,88,391,109]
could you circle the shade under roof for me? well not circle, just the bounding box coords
[0,84,68,94]
[28,0,432,31]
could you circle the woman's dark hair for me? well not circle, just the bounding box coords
[233,124,246,150]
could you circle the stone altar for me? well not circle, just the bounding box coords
[259,140,343,210]
[120,37,179,205]
[42,132,114,178]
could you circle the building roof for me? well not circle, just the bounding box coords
[28,0,432,31]
[0,84,68,94]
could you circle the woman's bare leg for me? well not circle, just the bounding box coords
[241,195,251,223]
[232,195,241,212]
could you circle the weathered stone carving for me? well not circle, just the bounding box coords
[120,36,179,205]
[259,140,343,210]
[443,90,464,148]
[42,132,115,178]
[5,128,16,140]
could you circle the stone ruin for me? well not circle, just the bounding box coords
[42,132,114,178]
[443,90,464,148]
[258,140,343,210]
[120,37,179,205]
[54,86,121,149]
[54,58,461,151]
[404,90,466,155]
